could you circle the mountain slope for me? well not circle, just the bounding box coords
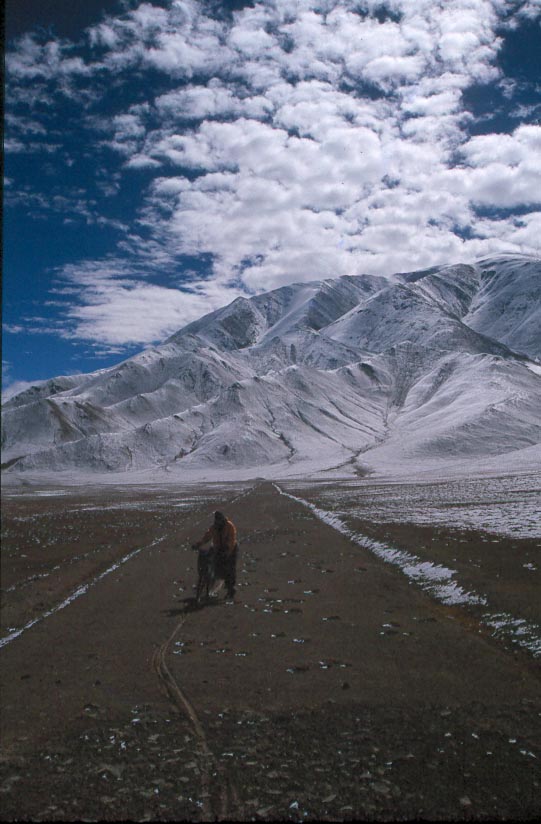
[2,255,540,480]
[169,275,389,351]
[464,256,541,358]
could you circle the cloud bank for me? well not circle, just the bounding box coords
[5,0,541,349]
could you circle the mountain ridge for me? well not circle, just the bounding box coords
[2,255,540,480]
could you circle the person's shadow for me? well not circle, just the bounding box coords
[163,597,196,616]
[163,596,223,616]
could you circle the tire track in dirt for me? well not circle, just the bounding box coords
[0,536,167,650]
[1,483,255,651]
[152,608,243,822]
[149,484,255,820]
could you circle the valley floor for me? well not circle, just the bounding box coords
[1,479,540,821]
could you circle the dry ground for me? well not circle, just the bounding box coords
[1,481,540,821]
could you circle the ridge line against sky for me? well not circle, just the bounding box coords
[3,0,541,398]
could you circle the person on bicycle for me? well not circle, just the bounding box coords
[192,511,238,600]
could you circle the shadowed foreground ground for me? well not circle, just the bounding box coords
[1,481,540,821]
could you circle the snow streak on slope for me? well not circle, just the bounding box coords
[2,256,540,480]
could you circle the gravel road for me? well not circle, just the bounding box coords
[1,481,539,821]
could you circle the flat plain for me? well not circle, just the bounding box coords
[1,476,540,821]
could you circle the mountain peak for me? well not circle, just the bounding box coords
[3,256,540,480]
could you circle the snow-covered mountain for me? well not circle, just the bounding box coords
[2,255,540,481]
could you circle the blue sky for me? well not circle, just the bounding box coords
[3,0,541,399]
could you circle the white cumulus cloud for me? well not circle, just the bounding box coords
[5,0,541,350]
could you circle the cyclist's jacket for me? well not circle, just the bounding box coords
[198,519,237,555]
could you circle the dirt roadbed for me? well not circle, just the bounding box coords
[1,482,540,820]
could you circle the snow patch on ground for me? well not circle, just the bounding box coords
[276,485,541,658]
[292,470,541,539]
[482,613,541,658]
[274,485,486,607]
